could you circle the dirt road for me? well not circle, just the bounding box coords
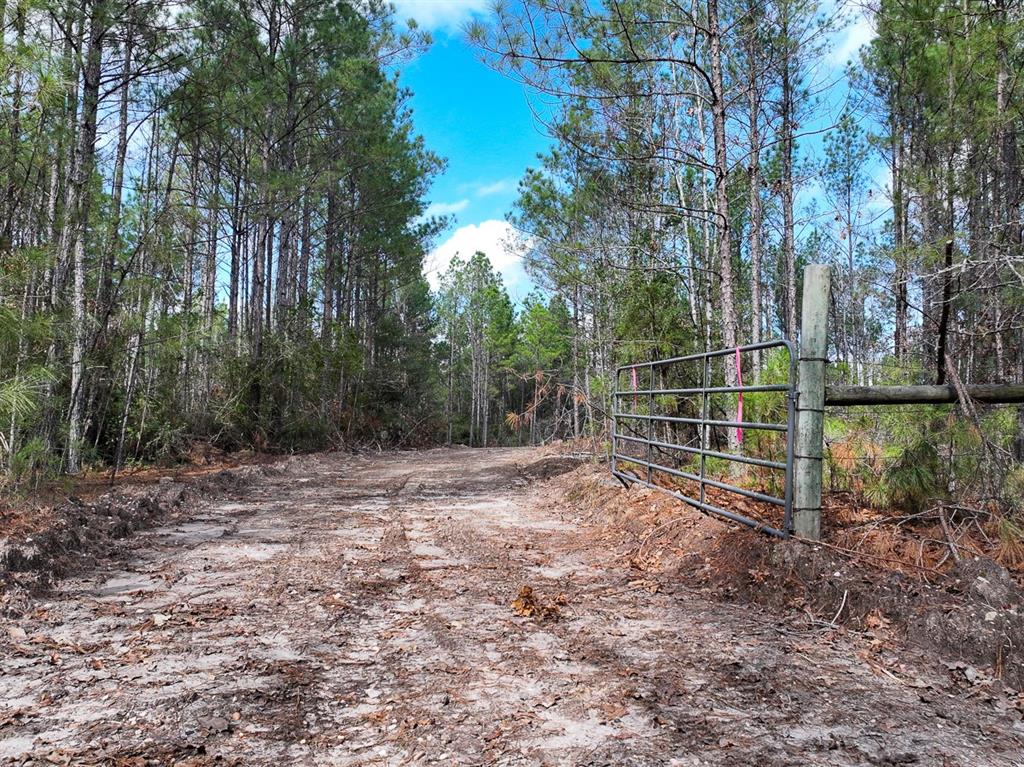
[2,448,1022,765]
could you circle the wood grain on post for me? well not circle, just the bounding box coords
[794,264,830,540]
[826,383,1024,406]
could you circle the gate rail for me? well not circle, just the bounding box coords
[611,339,797,537]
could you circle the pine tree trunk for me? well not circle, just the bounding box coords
[746,11,763,376]
[99,17,131,313]
[298,188,311,306]
[322,187,338,345]
[203,144,220,336]
[228,174,242,337]
[66,1,106,473]
[708,0,740,459]
[780,22,797,342]
[689,66,714,350]
[571,288,581,438]
[482,357,489,448]
[892,115,908,361]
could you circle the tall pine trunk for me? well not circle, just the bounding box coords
[708,0,740,460]
[746,6,763,376]
[66,1,106,473]
[780,16,797,341]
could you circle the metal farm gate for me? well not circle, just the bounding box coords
[611,340,797,537]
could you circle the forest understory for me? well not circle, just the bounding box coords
[2,447,1023,765]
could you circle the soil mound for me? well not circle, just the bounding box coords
[551,463,1024,688]
[0,463,283,612]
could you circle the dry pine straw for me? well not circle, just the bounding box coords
[561,464,1023,584]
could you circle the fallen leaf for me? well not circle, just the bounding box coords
[511,585,561,620]
[600,702,627,720]
[864,609,891,632]
[536,695,558,709]
[323,593,349,608]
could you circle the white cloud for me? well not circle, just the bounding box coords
[831,10,876,66]
[424,219,532,296]
[475,178,517,197]
[391,0,488,31]
[424,198,470,217]
[871,163,892,195]
[865,162,893,212]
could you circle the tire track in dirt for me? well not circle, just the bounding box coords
[1,447,1022,766]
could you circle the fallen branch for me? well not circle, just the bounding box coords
[829,589,849,627]
[937,504,963,564]
[793,535,945,577]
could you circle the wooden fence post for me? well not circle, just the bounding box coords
[794,264,830,540]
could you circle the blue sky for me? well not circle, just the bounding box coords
[393,0,879,302]
[395,2,552,300]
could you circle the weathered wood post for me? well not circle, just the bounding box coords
[794,264,830,539]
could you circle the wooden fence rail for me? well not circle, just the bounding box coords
[825,384,1024,406]
[795,264,1024,540]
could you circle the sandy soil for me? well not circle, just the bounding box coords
[1,447,1022,765]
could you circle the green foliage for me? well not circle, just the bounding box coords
[0,375,42,425]
[1001,466,1024,509]
[614,271,692,362]
[739,350,792,488]
[825,402,1024,518]
[0,0,444,479]
[518,293,571,372]
[6,439,60,493]
[872,437,941,512]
